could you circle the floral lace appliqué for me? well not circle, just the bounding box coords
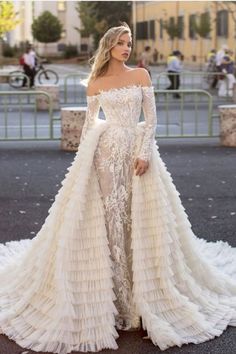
[83,85,157,329]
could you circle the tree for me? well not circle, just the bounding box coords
[76,1,132,48]
[0,1,20,38]
[193,12,211,69]
[75,2,96,38]
[32,11,62,54]
[0,1,20,62]
[163,17,184,51]
[215,1,236,52]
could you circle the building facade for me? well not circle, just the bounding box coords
[133,1,236,64]
[9,1,34,46]
[9,1,91,56]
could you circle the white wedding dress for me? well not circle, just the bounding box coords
[0,85,236,354]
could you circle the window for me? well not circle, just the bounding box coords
[81,44,88,52]
[189,14,197,39]
[170,17,175,27]
[58,1,66,12]
[58,43,66,51]
[149,20,155,40]
[216,10,228,37]
[137,21,155,40]
[201,12,211,39]
[177,16,184,39]
[160,19,163,39]
[137,21,148,39]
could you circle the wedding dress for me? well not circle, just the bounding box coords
[0,84,236,354]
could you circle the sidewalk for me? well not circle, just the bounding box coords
[0,137,236,354]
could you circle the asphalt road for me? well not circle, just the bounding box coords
[0,137,236,354]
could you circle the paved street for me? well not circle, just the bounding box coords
[0,137,236,354]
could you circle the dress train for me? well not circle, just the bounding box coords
[0,85,236,353]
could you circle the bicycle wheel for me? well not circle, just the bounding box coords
[38,69,59,85]
[9,71,26,89]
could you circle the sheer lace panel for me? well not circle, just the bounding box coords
[93,127,140,330]
[138,86,157,161]
[81,95,100,141]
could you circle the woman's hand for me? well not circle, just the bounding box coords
[134,158,149,176]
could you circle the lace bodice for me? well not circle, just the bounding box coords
[81,85,157,161]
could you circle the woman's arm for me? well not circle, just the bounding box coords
[134,69,157,176]
[138,85,157,161]
[81,94,100,142]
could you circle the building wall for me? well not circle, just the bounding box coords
[9,1,90,56]
[33,0,82,55]
[134,1,236,64]
[9,1,33,46]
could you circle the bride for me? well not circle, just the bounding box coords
[0,22,236,354]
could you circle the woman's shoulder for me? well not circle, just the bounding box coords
[122,67,151,86]
[86,79,102,97]
[86,68,152,96]
[131,68,152,86]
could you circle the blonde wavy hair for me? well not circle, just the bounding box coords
[86,22,132,85]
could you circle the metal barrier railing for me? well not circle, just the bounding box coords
[156,71,234,101]
[153,89,215,138]
[0,88,217,141]
[64,72,88,104]
[0,90,59,140]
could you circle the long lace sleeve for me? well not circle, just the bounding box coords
[81,95,100,141]
[138,86,157,161]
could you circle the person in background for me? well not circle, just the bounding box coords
[211,44,228,89]
[29,45,38,66]
[206,49,217,88]
[29,45,38,86]
[22,46,36,88]
[207,49,216,72]
[152,49,159,64]
[166,50,182,98]
[137,45,152,77]
[218,49,236,97]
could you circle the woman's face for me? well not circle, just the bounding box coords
[110,32,132,62]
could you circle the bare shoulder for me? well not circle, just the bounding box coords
[86,79,101,96]
[131,68,152,86]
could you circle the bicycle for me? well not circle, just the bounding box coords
[9,59,59,89]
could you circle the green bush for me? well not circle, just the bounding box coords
[3,44,16,57]
[64,44,78,59]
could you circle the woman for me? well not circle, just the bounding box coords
[0,22,236,354]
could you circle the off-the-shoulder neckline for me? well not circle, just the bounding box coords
[87,84,154,98]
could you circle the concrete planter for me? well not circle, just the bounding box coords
[35,84,60,110]
[61,107,86,151]
[233,83,236,103]
[218,104,236,147]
